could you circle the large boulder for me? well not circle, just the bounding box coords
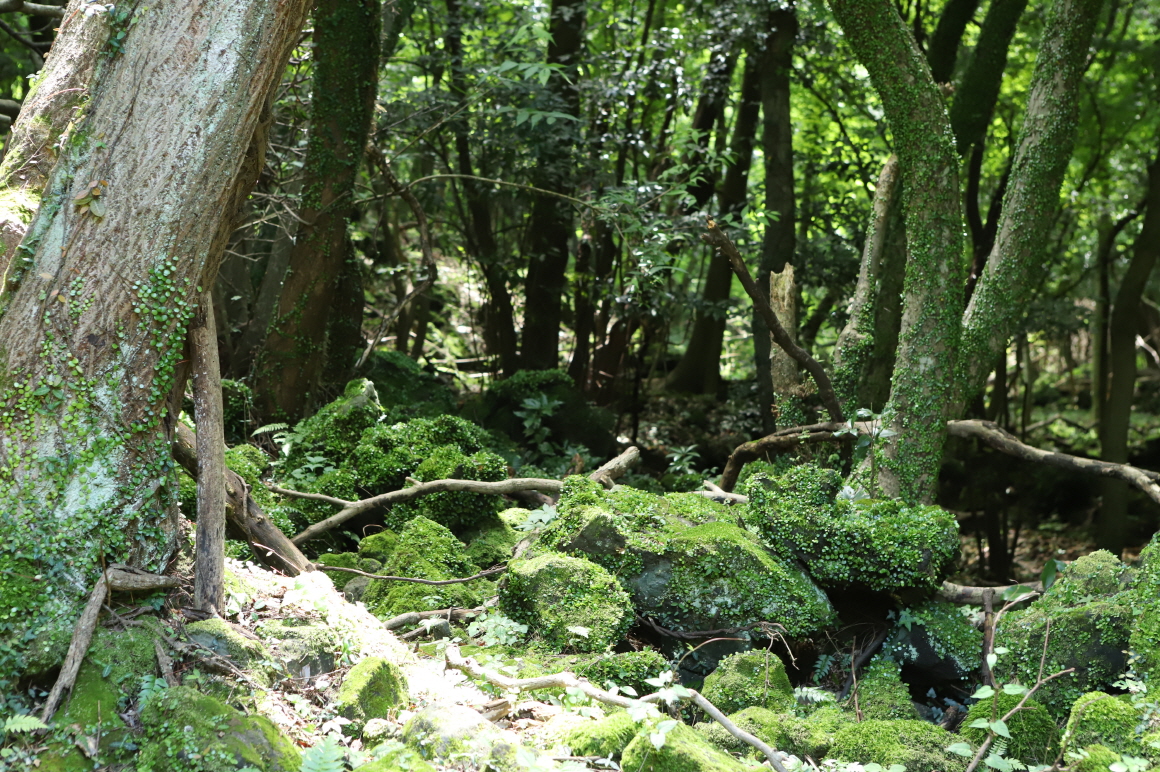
[499,552,633,652]
[332,656,408,733]
[402,704,521,770]
[1064,692,1148,758]
[744,464,960,595]
[620,722,760,772]
[564,711,639,759]
[701,650,794,715]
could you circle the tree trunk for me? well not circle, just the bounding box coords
[251,0,381,421]
[192,292,226,614]
[520,0,584,371]
[0,0,309,685]
[1098,148,1160,554]
[926,0,982,83]
[666,52,761,394]
[753,8,797,434]
[827,0,965,502]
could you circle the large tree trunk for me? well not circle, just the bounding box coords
[1098,148,1160,554]
[520,0,584,371]
[0,0,309,685]
[251,0,381,421]
[827,0,965,502]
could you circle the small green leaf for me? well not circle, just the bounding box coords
[972,685,996,699]
[990,719,1011,738]
[1002,683,1029,695]
[947,742,974,757]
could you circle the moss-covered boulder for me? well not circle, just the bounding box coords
[362,348,457,419]
[850,655,917,720]
[695,706,794,756]
[499,552,632,652]
[315,551,359,590]
[349,414,491,494]
[1064,692,1145,757]
[357,529,398,563]
[701,650,794,715]
[332,656,408,731]
[621,722,759,771]
[960,692,1060,765]
[353,740,439,772]
[1130,536,1160,686]
[285,378,382,473]
[387,445,508,532]
[361,517,484,620]
[402,704,520,770]
[461,514,522,568]
[829,719,965,770]
[259,620,338,679]
[995,552,1134,719]
[185,618,276,684]
[564,710,639,759]
[744,464,959,594]
[137,686,300,772]
[576,649,670,696]
[1071,744,1127,772]
[884,599,982,680]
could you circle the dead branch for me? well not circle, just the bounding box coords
[381,606,485,631]
[315,564,505,586]
[154,639,178,687]
[0,1,65,18]
[41,567,179,722]
[173,423,311,576]
[696,481,750,504]
[590,446,641,489]
[948,419,1160,506]
[719,423,846,491]
[286,477,564,545]
[191,291,226,614]
[702,219,844,424]
[938,580,1041,605]
[443,643,790,772]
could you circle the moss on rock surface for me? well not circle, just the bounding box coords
[461,514,521,568]
[1064,692,1145,757]
[402,703,520,770]
[349,414,491,494]
[387,445,508,531]
[333,656,407,730]
[829,718,966,771]
[285,378,382,472]
[850,655,916,720]
[357,529,398,563]
[137,685,300,772]
[744,464,959,593]
[695,706,795,756]
[1070,744,1124,771]
[701,650,794,715]
[186,618,275,684]
[499,552,632,652]
[621,722,758,771]
[315,551,359,589]
[576,649,670,696]
[961,692,1060,765]
[564,710,639,759]
[885,599,982,679]
[360,516,484,620]
[1130,536,1160,686]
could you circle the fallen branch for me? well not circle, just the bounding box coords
[948,419,1160,507]
[0,1,65,18]
[719,423,846,491]
[191,290,226,614]
[286,477,564,545]
[380,606,485,631]
[315,564,505,586]
[702,219,844,424]
[938,580,1041,606]
[443,644,790,772]
[696,481,749,504]
[590,446,641,489]
[173,423,311,576]
[41,567,180,722]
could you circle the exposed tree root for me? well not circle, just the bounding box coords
[444,643,791,772]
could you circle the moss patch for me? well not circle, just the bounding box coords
[961,692,1060,765]
[333,656,407,730]
[701,650,794,715]
[1064,692,1145,757]
[621,722,757,772]
[564,710,639,759]
[850,655,916,720]
[829,719,966,771]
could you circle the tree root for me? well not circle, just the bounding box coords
[443,643,791,772]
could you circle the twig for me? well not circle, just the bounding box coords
[589,446,641,489]
[702,218,845,424]
[939,580,1041,605]
[838,628,889,700]
[442,644,790,772]
[315,564,505,586]
[719,423,846,492]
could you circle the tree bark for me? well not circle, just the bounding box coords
[251,0,381,421]
[926,0,982,83]
[827,0,965,503]
[191,292,226,614]
[957,0,1104,402]
[1098,148,1160,554]
[753,8,798,433]
[0,0,310,684]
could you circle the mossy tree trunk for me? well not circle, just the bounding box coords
[0,0,310,686]
[251,0,381,422]
[520,0,585,371]
[1098,148,1160,554]
[827,0,965,502]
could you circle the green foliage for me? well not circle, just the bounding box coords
[885,600,983,678]
[829,719,967,772]
[301,735,346,772]
[387,445,507,531]
[467,610,529,647]
[349,414,491,494]
[564,710,639,759]
[960,692,1060,765]
[357,529,398,563]
[1064,692,1146,758]
[850,655,916,720]
[576,650,671,697]
[315,552,359,590]
[282,379,383,475]
[621,721,753,772]
[499,552,632,652]
[333,657,407,729]
[361,349,456,419]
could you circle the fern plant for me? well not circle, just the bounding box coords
[2,715,46,734]
[301,735,346,772]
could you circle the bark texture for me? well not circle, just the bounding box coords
[191,292,226,614]
[0,0,310,683]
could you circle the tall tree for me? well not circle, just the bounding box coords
[0,0,309,685]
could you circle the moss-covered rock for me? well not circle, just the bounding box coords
[260,620,338,679]
[1130,536,1160,687]
[744,464,959,593]
[358,529,398,563]
[1064,692,1145,757]
[349,414,491,494]
[621,722,758,771]
[333,656,407,731]
[315,551,359,590]
[961,692,1060,765]
[499,552,632,652]
[787,706,853,760]
[294,468,361,525]
[885,599,982,680]
[285,378,382,473]
[1070,744,1124,771]
[402,704,520,770]
[185,618,275,684]
[362,348,457,419]
[564,710,639,759]
[701,650,794,715]
[576,649,671,696]
[386,445,508,531]
[137,685,300,772]
[461,515,521,568]
[996,555,1133,719]
[850,655,917,720]
[828,719,965,770]
[361,517,484,620]
[695,706,794,756]
[353,740,438,772]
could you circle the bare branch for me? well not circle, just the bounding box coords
[315,564,505,586]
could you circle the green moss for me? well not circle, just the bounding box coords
[576,650,671,696]
[358,529,398,563]
[621,722,757,771]
[185,618,275,685]
[462,515,521,568]
[499,552,632,652]
[564,710,639,759]
[744,465,960,592]
[1070,744,1124,772]
[295,468,360,524]
[360,517,483,620]
[333,656,407,730]
[315,551,359,590]
[1045,551,1134,609]
[349,414,492,494]
[695,707,794,756]
[886,599,982,677]
[829,719,966,771]
[850,655,916,720]
[789,706,853,759]
[401,704,520,769]
[354,741,438,772]
[701,650,794,715]
[961,692,1060,764]
[362,349,456,419]
[386,445,507,531]
[285,379,383,473]
[1065,692,1145,756]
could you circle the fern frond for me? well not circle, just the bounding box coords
[301,735,346,772]
[3,714,48,733]
[252,422,290,436]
